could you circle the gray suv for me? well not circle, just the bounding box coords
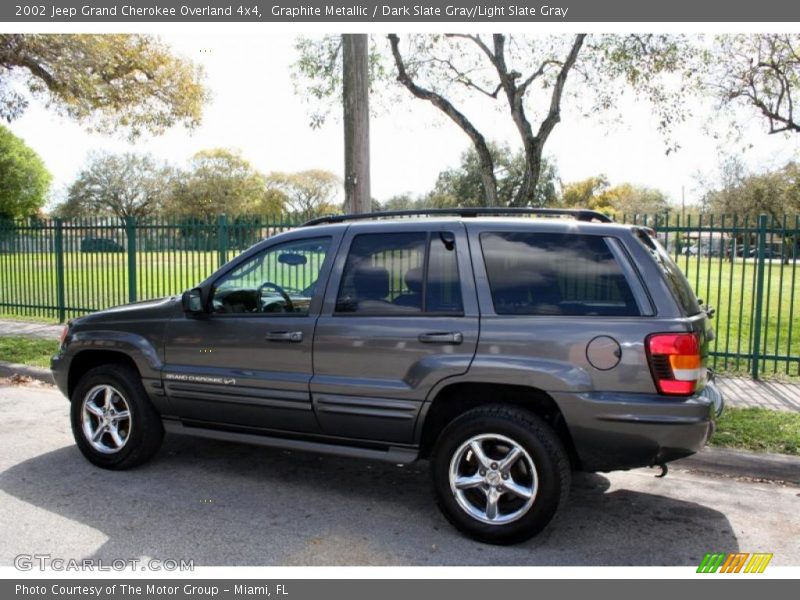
[51,208,723,544]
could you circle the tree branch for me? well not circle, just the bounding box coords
[388,34,498,206]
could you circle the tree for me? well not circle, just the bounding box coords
[0,34,207,138]
[698,158,800,219]
[427,143,558,208]
[599,184,670,217]
[0,125,51,219]
[560,175,610,211]
[380,193,418,211]
[266,170,341,218]
[342,34,371,213]
[62,152,172,221]
[560,176,670,217]
[167,149,281,221]
[296,34,692,206]
[709,34,800,135]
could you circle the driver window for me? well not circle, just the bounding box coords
[211,237,331,315]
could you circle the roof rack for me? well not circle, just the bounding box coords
[301,207,613,227]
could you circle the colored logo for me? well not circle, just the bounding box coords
[697,552,773,573]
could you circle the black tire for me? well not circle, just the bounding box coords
[70,364,164,470]
[431,405,571,545]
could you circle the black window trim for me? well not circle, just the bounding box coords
[478,230,646,319]
[333,230,465,318]
[208,235,333,319]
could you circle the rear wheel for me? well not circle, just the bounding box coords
[70,365,163,469]
[431,405,570,545]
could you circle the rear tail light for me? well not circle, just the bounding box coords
[59,325,69,347]
[646,333,704,396]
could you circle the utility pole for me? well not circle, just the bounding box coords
[681,185,686,221]
[342,34,371,214]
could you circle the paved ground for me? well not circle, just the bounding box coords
[716,377,800,412]
[0,383,798,567]
[0,319,63,340]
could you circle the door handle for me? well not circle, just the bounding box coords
[265,331,303,343]
[418,332,463,345]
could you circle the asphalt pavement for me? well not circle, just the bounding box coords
[1,382,798,566]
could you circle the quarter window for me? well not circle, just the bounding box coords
[336,232,463,315]
[480,232,640,316]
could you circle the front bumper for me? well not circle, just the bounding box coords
[553,377,724,472]
[50,353,69,398]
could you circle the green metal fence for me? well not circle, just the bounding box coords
[622,213,800,379]
[0,215,303,323]
[0,212,798,379]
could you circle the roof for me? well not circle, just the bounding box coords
[301,207,613,227]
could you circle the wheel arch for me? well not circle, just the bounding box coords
[67,350,142,399]
[417,381,581,469]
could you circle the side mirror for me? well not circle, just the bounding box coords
[182,288,206,316]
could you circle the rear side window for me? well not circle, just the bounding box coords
[336,231,463,315]
[635,229,701,316]
[480,232,640,316]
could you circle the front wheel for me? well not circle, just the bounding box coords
[431,405,570,545]
[70,365,164,470]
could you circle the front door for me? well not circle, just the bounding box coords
[311,224,479,444]
[163,235,335,433]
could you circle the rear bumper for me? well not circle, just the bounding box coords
[553,379,724,472]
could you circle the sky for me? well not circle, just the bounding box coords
[7,33,800,211]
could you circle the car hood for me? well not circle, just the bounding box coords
[71,296,182,327]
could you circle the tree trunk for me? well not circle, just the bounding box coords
[342,34,371,214]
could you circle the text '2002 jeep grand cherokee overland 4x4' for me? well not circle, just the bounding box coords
[52,208,723,544]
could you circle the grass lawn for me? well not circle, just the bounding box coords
[0,336,59,368]
[680,256,800,378]
[710,407,800,456]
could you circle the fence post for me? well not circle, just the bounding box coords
[751,214,768,380]
[125,216,137,303]
[54,218,66,323]
[217,214,228,268]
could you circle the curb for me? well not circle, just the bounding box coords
[673,446,800,486]
[0,361,54,385]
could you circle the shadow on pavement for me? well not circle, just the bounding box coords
[0,434,739,566]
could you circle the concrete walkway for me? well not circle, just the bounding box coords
[0,319,63,340]
[0,318,798,411]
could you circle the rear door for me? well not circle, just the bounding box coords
[311,222,479,443]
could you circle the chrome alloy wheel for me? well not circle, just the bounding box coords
[448,433,538,525]
[81,385,132,454]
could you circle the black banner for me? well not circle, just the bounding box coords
[4,0,800,22]
[4,580,798,600]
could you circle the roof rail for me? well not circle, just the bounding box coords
[301,207,613,227]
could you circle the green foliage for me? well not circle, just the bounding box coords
[58,152,172,221]
[167,149,282,221]
[266,170,341,218]
[379,194,418,211]
[0,335,59,368]
[560,175,670,217]
[560,175,610,211]
[0,124,51,219]
[293,35,389,128]
[0,34,207,139]
[427,144,559,208]
[699,157,800,218]
[710,34,800,135]
[711,408,800,455]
